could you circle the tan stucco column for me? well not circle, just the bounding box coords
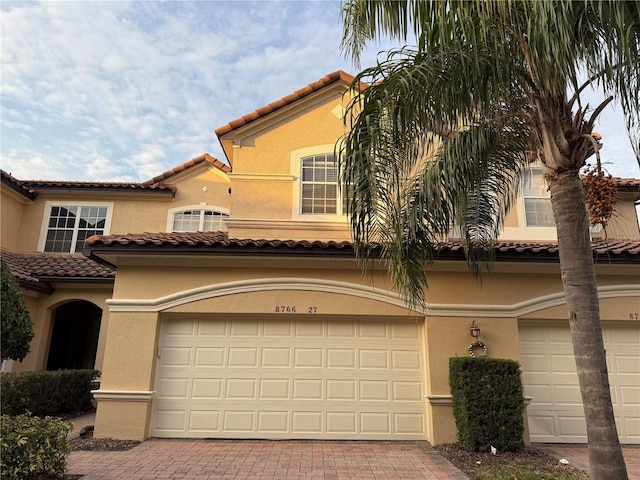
[423,315,524,445]
[93,311,160,441]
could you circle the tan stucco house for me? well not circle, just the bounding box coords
[2,71,639,445]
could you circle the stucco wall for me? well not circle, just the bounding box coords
[1,189,28,251]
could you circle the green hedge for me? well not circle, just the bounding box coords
[1,413,72,480]
[449,357,524,452]
[1,369,99,417]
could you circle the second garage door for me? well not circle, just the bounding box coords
[520,322,640,444]
[151,316,427,439]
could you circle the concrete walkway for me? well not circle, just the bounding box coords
[536,443,640,480]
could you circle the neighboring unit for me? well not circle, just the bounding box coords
[1,71,639,445]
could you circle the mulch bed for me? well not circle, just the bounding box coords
[435,443,590,479]
[69,430,140,452]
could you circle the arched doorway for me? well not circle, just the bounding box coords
[46,300,102,370]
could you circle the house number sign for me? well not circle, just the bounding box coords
[274,305,318,313]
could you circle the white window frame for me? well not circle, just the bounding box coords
[291,145,348,221]
[37,201,114,253]
[522,167,555,227]
[166,205,230,232]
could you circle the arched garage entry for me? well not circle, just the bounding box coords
[46,300,102,370]
[146,280,427,440]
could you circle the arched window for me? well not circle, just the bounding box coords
[168,207,229,232]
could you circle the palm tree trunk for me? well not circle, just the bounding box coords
[548,171,628,480]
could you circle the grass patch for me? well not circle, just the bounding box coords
[472,464,587,480]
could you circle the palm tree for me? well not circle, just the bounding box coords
[339,1,639,479]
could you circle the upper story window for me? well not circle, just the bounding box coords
[170,208,229,232]
[523,168,554,227]
[40,204,111,253]
[300,154,346,215]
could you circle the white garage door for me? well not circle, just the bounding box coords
[520,323,640,444]
[151,316,427,439]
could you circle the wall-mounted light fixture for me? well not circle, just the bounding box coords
[470,320,481,339]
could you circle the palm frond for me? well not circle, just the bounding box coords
[341,47,531,304]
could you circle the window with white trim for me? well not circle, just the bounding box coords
[300,154,347,215]
[172,209,229,232]
[523,168,554,227]
[44,205,108,253]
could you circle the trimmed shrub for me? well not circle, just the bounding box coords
[1,369,99,417]
[449,357,524,452]
[1,413,72,480]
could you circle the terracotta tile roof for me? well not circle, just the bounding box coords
[84,232,640,263]
[215,71,362,137]
[438,239,640,256]
[18,179,175,194]
[611,177,640,194]
[86,232,354,254]
[144,153,231,186]
[1,170,37,200]
[1,249,115,294]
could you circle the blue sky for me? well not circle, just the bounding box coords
[1,1,638,182]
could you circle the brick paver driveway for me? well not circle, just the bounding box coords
[69,439,469,479]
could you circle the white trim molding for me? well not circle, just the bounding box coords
[105,281,639,318]
[425,284,640,318]
[228,173,294,183]
[91,390,155,402]
[107,277,423,315]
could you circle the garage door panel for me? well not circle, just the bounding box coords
[326,380,356,400]
[619,386,640,405]
[228,347,258,367]
[192,378,222,398]
[259,378,289,399]
[328,322,356,338]
[549,354,577,372]
[621,417,640,441]
[263,320,292,336]
[224,411,255,431]
[392,350,422,370]
[153,317,426,439]
[189,410,221,431]
[154,409,187,431]
[360,381,389,400]
[361,413,390,433]
[257,411,288,432]
[292,411,323,433]
[394,413,425,434]
[360,322,387,338]
[393,381,423,401]
[198,321,226,336]
[293,379,323,399]
[157,378,189,398]
[552,385,582,405]
[613,355,640,374]
[327,349,356,368]
[521,324,639,444]
[226,378,257,399]
[162,347,191,366]
[360,349,388,369]
[194,347,224,366]
[296,322,323,337]
[327,412,357,433]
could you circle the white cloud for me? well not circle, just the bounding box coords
[0,0,637,184]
